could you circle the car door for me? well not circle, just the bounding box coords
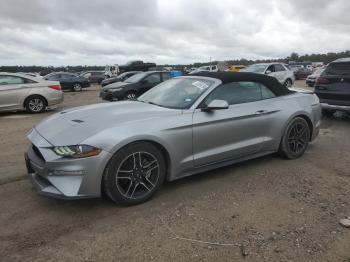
[274,64,288,83]
[60,74,75,89]
[0,75,32,111]
[139,73,161,94]
[192,81,281,167]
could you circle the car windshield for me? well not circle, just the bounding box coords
[314,68,324,75]
[242,64,267,73]
[124,72,148,83]
[138,78,214,109]
[117,72,133,79]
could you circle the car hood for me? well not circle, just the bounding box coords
[34,101,180,146]
[103,81,131,90]
[307,73,318,79]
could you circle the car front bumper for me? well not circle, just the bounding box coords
[99,90,122,101]
[321,103,350,112]
[306,79,315,85]
[25,128,112,199]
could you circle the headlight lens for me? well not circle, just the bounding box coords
[52,145,101,158]
[110,88,123,92]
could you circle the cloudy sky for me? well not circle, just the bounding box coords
[1,0,349,66]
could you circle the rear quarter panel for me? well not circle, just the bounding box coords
[25,81,63,107]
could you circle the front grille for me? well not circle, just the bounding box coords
[32,144,45,162]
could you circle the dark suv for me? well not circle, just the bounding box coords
[100,71,171,101]
[314,58,350,115]
[80,71,105,84]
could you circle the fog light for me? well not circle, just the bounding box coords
[51,170,85,176]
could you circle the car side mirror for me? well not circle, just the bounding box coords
[140,79,147,84]
[202,99,229,111]
[265,70,272,74]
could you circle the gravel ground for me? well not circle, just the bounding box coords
[0,82,350,261]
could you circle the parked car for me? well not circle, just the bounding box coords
[314,58,350,115]
[306,67,324,87]
[241,63,295,87]
[0,72,63,113]
[80,71,105,84]
[189,65,218,74]
[294,68,313,80]
[43,72,90,92]
[100,71,171,101]
[101,71,141,87]
[227,65,246,72]
[118,60,156,74]
[25,72,321,204]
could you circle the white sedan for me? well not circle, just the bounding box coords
[242,63,295,87]
[0,72,63,113]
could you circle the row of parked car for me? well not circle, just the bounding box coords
[1,58,349,115]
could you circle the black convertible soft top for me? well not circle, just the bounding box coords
[190,72,293,96]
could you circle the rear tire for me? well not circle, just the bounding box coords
[278,117,310,159]
[72,83,82,92]
[103,142,166,205]
[24,95,47,113]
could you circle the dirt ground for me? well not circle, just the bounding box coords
[0,82,350,262]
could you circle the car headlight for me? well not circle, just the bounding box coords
[52,145,101,158]
[110,88,123,92]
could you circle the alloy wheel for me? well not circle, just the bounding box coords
[287,121,308,154]
[28,98,44,112]
[116,152,159,199]
[73,84,82,92]
[126,93,136,100]
[285,79,292,88]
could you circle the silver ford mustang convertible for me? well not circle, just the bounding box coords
[25,72,321,205]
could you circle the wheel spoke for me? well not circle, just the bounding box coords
[144,176,155,188]
[132,153,137,169]
[138,152,143,167]
[117,176,132,180]
[143,160,158,174]
[140,182,151,191]
[130,183,139,198]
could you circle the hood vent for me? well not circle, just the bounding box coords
[71,119,84,123]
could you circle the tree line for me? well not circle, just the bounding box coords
[1,50,349,74]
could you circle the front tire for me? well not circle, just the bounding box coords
[25,95,47,113]
[103,142,166,205]
[124,91,137,100]
[284,79,292,88]
[278,117,310,159]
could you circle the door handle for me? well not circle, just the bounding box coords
[255,110,269,115]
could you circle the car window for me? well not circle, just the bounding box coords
[203,81,275,106]
[261,84,276,99]
[162,72,171,81]
[274,64,286,72]
[61,74,73,79]
[266,65,275,72]
[47,74,60,80]
[0,75,25,85]
[325,62,350,75]
[144,73,161,84]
